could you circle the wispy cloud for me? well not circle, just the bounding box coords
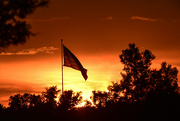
[130,16,161,22]
[26,17,70,22]
[0,46,59,55]
[101,16,113,20]
[0,82,37,96]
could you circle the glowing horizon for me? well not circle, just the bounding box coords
[0,48,180,107]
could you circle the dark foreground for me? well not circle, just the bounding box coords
[1,100,179,121]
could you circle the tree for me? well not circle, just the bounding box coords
[9,94,22,110]
[108,43,179,103]
[0,104,5,110]
[8,86,60,110]
[119,43,155,102]
[59,90,82,110]
[9,93,43,110]
[146,62,179,102]
[84,100,93,107]
[29,94,43,108]
[0,0,49,50]
[42,86,60,108]
[91,90,111,108]
[152,62,178,94]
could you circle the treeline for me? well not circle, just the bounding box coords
[0,43,180,121]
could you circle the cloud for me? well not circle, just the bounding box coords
[130,16,161,22]
[101,16,113,20]
[26,17,70,22]
[0,46,59,55]
[0,83,36,96]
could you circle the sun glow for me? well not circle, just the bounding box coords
[75,101,86,108]
[0,53,123,106]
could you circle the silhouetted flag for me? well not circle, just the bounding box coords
[63,45,88,80]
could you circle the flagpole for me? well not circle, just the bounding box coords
[61,39,64,94]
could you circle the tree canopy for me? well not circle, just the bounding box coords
[108,43,179,103]
[0,0,49,51]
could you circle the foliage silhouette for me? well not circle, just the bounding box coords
[91,90,111,108]
[9,93,43,110]
[0,104,5,111]
[0,0,49,50]
[108,43,179,103]
[83,99,93,107]
[59,90,82,110]
[119,43,155,102]
[42,85,60,108]
[149,62,178,95]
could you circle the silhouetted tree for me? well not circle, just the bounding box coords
[151,62,178,94]
[0,104,5,110]
[29,94,43,108]
[20,93,32,108]
[0,0,49,50]
[59,90,82,110]
[91,90,111,108]
[9,94,22,110]
[119,43,155,102]
[108,43,179,103]
[42,86,60,108]
[9,93,43,110]
[84,100,93,107]
[107,81,122,103]
[146,62,179,103]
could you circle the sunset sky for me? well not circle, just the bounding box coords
[0,0,180,106]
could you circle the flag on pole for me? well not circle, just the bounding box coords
[63,45,88,80]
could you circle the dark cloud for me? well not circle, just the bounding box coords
[0,81,42,106]
[0,81,40,97]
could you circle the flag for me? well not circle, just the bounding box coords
[63,45,88,80]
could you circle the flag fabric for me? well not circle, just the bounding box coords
[63,45,88,80]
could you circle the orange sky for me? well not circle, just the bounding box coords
[0,0,180,106]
